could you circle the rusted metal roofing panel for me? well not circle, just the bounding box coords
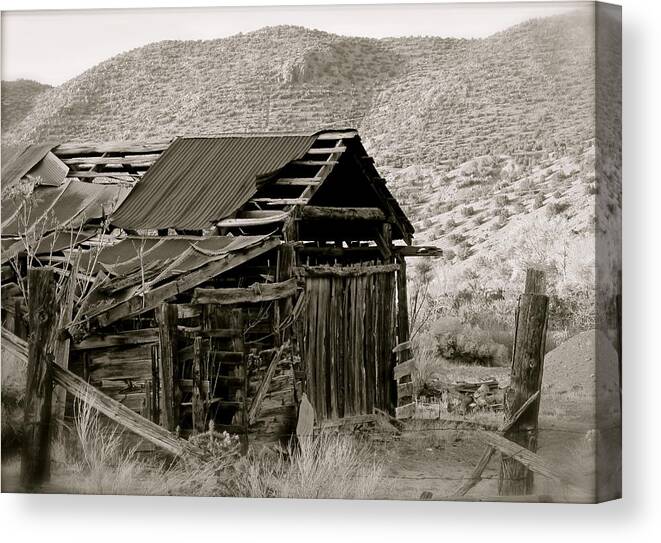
[110,135,317,230]
[25,151,69,187]
[0,229,98,265]
[1,182,70,236]
[1,142,58,194]
[1,180,130,237]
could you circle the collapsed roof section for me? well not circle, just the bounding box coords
[75,234,280,329]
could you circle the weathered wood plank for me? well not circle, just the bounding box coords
[478,430,579,490]
[192,278,298,305]
[54,141,171,155]
[157,304,178,431]
[300,206,386,222]
[315,131,358,140]
[72,328,159,350]
[393,358,415,380]
[60,154,160,165]
[191,337,206,433]
[306,146,347,154]
[453,447,496,497]
[296,263,399,278]
[248,343,288,425]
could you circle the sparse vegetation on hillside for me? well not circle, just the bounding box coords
[1,79,51,133]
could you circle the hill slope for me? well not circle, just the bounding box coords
[3,11,618,322]
[1,79,51,132]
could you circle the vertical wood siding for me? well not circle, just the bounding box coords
[301,270,396,420]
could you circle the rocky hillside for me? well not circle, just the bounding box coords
[3,10,618,311]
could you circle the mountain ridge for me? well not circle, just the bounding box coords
[2,11,618,318]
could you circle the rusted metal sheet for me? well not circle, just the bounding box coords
[0,229,98,264]
[1,180,129,237]
[24,151,69,187]
[110,135,317,230]
[0,142,58,194]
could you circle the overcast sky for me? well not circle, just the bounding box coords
[2,2,584,86]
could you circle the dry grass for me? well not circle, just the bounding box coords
[251,433,385,499]
[63,396,152,495]
[54,409,386,499]
[1,341,27,454]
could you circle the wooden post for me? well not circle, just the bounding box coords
[394,254,410,412]
[499,269,549,495]
[21,268,57,488]
[157,303,178,431]
[150,344,161,424]
[191,336,206,434]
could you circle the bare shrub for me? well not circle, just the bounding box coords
[461,205,475,217]
[533,193,545,209]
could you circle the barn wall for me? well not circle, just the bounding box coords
[299,267,397,421]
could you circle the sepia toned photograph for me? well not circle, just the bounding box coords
[0,1,621,504]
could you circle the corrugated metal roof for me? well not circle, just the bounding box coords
[25,151,69,187]
[1,180,130,237]
[1,142,59,194]
[110,135,317,230]
[0,229,98,264]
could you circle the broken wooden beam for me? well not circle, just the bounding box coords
[72,328,159,350]
[452,391,540,497]
[306,146,347,154]
[300,206,386,222]
[191,278,298,305]
[477,429,582,494]
[248,343,288,425]
[54,141,171,156]
[295,263,399,278]
[50,363,201,458]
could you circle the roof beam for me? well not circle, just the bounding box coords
[306,146,347,154]
[54,141,172,156]
[274,178,321,186]
[291,160,338,167]
[67,171,140,180]
[316,131,358,140]
[60,154,160,165]
[300,206,386,222]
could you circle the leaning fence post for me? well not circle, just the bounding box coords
[21,268,58,489]
[499,268,549,495]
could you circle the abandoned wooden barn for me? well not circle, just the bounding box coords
[1,129,440,446]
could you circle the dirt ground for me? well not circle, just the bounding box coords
[371,329,621,502]
[2,330,620,502]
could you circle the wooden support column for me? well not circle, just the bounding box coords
[21,268,57,488]
[191,336,206,434]
[395,255,410,348]
[499,269,549,496]
[394,254,411,413]
[277,214,298,345]
[157,303,178,431]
